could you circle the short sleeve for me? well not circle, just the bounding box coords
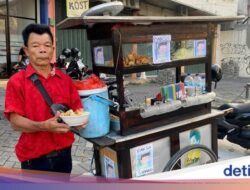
[4,77,26,120]
[69,79,83,111]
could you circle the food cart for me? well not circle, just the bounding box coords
[57,15,244,178]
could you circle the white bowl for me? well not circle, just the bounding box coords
[60,112,90,127]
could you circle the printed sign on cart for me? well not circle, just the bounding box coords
[104,156,116,178]
[135,143,154,177]
[66,0,89,17]
[152,35,171,64]
[99,147,118,178]
[194,39,206,57]
[179,124,212,168]
[94,46,105,65]
[130,137,171,178]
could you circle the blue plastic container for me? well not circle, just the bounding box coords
[110,117,120,133]
[78,86,110,138]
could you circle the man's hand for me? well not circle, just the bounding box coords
[41,111,70,133]
[9,112,70,133]
[70,113,89,131]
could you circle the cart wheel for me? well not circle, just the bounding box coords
[163,144,217,172]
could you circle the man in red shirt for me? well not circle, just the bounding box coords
[4,24,88,173]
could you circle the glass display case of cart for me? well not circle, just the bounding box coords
[121,38,207,68]
[92,37,207,68]
[91,37,211,135]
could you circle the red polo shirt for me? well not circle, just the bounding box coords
[4,65,83,162]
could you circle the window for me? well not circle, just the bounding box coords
[0,0,7,15]
[8,0,36,18]
[9,17,34,63]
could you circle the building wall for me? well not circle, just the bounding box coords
[48,0,56,61]
[173,0,250,78]
[171,0,238,16]
[56,29,92,69]
[55,0,92,68]
[0,0,57,78]
[0,0,39,78]
[139,2,176,16]
[218,0,249,78]
[221,29,247,44]
[219,28,250,78]
[55,0,249,78]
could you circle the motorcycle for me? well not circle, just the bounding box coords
[56,48,71,72]
[12,57,29,73]
[213,64,250,149]
[66,47,88,80]
[217,101,250,149]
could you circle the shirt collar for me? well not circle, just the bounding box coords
[25,64,63,79]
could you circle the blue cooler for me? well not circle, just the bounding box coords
[78,86,116,138]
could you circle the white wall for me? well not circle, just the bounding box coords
[139,2,176,16]
[220,29,250,77]
[221,29,247,44]
[171,0,239,16]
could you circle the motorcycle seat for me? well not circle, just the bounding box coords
[219,102,250,115]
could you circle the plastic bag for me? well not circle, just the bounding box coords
[73,74,106,90]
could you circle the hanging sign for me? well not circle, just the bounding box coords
[66,0,89,17]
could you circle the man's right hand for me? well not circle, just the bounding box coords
[41,111,70,133]
[9,112,70,133]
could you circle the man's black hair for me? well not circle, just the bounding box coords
[158,41,168,49]
[196,40,205,47]
[107,164,113,169]
[96,47,102,53]
[140,152,150,160]
[22,23,54,46]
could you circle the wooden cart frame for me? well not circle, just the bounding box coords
[57,15,244,178]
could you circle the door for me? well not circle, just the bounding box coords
[0,16,8,78]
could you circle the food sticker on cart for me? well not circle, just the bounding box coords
[104,156,116,178]
[135,143,154,177]
[94,46,105,65]
[182,129,202,167]
[152,35,171,64]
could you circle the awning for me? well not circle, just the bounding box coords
[57,15,245,30]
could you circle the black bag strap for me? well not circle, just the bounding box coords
[29,73,81,134]
[29,73,53,107]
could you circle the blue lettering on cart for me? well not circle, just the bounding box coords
[224,164,250,176]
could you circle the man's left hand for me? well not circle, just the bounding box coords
[70,114,89,131]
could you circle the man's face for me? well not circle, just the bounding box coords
[24,32,54,67]
[97,50,102,57]
[97,51,103,60]
[141,155,149,165]
[107,166,113,177]
[197,43,205,53]
[159,44,167,54]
